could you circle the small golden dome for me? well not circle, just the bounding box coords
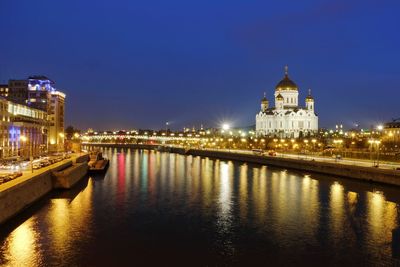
[261,92,268,103]
[305,89,314,102]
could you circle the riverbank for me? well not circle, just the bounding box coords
[85,143,400,186]
[0,153,89,225]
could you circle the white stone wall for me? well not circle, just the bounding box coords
[256,109,318,138]
[274,90,298,108]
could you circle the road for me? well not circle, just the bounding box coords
[206,148,400,170]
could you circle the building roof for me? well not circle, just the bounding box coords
[28,75,54,84]
[276,93,284,100]
[385,121,400,129]
[275,66,298,91]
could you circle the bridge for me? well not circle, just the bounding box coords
[82,131,205,143]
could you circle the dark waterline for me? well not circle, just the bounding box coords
[1,148,400,266]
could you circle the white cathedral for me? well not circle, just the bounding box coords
[255,66,318,138]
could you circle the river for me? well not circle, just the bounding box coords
[1,148,400,266]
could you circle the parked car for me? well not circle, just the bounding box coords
[252,149,263,155]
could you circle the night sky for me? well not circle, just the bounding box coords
[0,0,399,131]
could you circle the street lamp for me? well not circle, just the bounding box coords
[368,139,381,167]
[165,122,169,133]
[59,132,65,152]
[20,135,33,173]
[376,140,381,167]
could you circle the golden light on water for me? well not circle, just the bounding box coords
[219,162,232,218]
[4,219,41,266]
[239,164,248,221]
[330,181,345,243]
[366,190,398,259]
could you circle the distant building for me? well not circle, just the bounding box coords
[48,91,66,151]
[0,84,9,98]
[383,119,400,144]
[7,79,28,105]
[255,66,318,138]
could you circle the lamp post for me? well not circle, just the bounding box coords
[333,139,343,161]
[20,135,33,173]
[368,139,381,167]
[376,140,381,167]
[59,132,65,152]
[311,139,317,153]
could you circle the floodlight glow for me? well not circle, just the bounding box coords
[222,124,230,131]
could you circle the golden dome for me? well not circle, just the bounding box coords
[275,66,298,91]
[305,89,314,102]
[261,92,268,103]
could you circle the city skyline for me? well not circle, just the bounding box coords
[1,0,399,130]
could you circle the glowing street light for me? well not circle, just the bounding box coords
[20,135,33,173]
[222,123,230,131]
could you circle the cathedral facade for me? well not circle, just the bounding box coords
[255,67,318,138]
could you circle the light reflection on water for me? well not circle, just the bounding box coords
[0,148,400,266]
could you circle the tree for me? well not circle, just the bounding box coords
[65,126,80,140]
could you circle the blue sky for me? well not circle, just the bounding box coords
[0,0,399,130]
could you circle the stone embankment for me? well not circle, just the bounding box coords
[0,153,89,225]
[187,149,400,186]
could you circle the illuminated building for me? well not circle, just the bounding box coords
[27,76,56,112]
[255,66,318,138]
[0,84,9,98]
[383,119,400,144]
[2,76,66,153]
[0,98,48,159]
[48,91,66,151]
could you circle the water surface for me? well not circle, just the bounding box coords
[1,148,400,266]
